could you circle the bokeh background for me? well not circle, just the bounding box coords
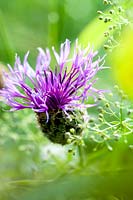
[0,0,104,63]
[0,0,133,200]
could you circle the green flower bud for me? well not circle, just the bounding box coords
[99,113,103,118]
[99,16,103,20]
[105,103,110,108]
[104,31,109,37]
[65,132,71,139]
[97,10,103,14]
[104,45,109,50]
[103,0,108,4]
[109,9,114,14]
[104,18,108,23]
[118,6,123,12]
[89,118,94,123]
[109,26,113,30]
[99,118,104,123]
[108,1,113,5]
[70,128,75,134]
[98,106,104,113]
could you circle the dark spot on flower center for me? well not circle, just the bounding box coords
[46,93,61,111]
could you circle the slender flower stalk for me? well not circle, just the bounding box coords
[0,39,105,144]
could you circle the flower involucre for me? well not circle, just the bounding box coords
[0,39,105,144]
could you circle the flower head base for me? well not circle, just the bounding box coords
[37,109,85,145]
[0,39,105,144]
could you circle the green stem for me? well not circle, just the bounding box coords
[78,145,84,167]
[120,99,123,127]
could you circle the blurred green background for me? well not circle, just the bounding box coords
[0,0,133,200]
[0,0,104,64]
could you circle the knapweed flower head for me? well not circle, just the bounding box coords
[0,39,105,144]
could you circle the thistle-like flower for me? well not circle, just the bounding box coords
[0,39,105,144]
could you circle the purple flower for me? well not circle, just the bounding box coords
[0,39,106,144]
[0,39,104,118]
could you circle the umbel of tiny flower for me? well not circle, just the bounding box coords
[0,39,105,145]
